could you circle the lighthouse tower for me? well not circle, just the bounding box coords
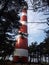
[13,6,28,63]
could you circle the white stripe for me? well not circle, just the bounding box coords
[16,35,21,39]
[22,12,27,16]
[14,49,28,57]
[20,21,27,25]
[23,6,27,9]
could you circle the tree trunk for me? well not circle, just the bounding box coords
[48,55,49,63]
[29,56,32,65]
[45,55,46,64]
[40,54,41,63]
[33,54,34,63]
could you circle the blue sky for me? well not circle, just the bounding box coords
[25,0,49,45]
[27,10,49,45]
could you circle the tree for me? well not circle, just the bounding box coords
[0,0,23,61]
[28,42,37,63]
[38,30,49,63]
[44,30,49,63]
[0,0,28,62]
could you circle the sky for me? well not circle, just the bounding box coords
[27,10,48,45]
[4,0,49,46]
[27,0,49,45]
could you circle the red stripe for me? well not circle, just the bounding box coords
[15,37,28,49]
[21,16,27,21]
[19,25,27,33]
[15,46,28,50]
[22,9,27,13]
[13,56,19,62]
[13,56,28,62]
[22,57,28,62]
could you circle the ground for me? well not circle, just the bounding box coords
[0,61,49,65]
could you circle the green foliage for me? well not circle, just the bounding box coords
[0,0,23,60]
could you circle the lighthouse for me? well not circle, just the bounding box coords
[13,6,28,63]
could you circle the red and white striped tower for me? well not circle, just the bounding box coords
[13,6,28,62]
